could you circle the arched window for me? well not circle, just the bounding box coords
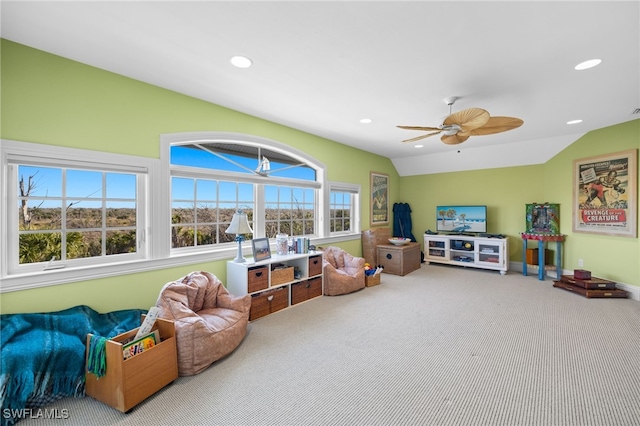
[163,132,327,252]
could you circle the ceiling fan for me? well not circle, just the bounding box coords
[397,97,524,145]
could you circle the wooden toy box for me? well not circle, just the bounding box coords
[85,317,178,412]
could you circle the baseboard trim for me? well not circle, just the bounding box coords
[616,282,640,301]
[508,261,639,302]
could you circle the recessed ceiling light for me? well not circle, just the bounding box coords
[360,118,372,124]
[230,55,252,68]
[414,144,424,148]
[567,119,583,125]
[575,59,601,70]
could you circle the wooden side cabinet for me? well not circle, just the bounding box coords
[227,252,324,321]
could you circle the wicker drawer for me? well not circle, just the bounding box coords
[308,255,323,277]
[250,287,289,321]
[271,266,294,286]
[291,277,322,305]
[248,266,269,293]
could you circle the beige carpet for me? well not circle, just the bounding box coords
[18,264,640,426]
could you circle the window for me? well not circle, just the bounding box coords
[17,166,139,264]
[167,133,324,248]
[171,178,254,249]
[330,190,352,233]
[329,182,360,235]
[264,185,315,237]
[1,140,149,283]
[1,133,361,291]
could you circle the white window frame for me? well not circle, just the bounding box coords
[0,139,156,292]
[327,181,361,236]
[0,134,362,292]
[162,132,327,254]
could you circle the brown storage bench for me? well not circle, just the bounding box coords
[85,317,178,412]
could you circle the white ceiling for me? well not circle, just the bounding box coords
[2,1,639,176]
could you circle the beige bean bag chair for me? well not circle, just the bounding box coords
[156,271,251,376]
[322,246,366,296]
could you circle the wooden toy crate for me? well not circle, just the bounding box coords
[85,317,178,412]
[365,273,381,287]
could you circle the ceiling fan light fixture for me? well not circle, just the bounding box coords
[414,144,424,148]
[442,124,461,135]
[574,59,601,70]
[230,55,253,68]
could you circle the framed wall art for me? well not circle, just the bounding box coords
[525,203,560,234]
[370,171,389,226]
[573,149,637,237]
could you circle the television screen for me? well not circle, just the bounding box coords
[436,205,487,233]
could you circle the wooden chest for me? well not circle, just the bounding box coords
[291,277,322,305]
[250,287,289,320]
[376,242,421,276]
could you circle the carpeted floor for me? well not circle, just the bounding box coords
[17,264,640,425]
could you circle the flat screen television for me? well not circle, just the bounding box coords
[436,205,487,234]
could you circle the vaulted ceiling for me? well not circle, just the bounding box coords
[2,1,639,176]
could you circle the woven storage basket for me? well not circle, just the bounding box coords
[271,266,294,285]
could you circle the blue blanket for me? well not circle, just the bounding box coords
[0,305,146,425]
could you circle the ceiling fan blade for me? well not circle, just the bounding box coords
[441,133,470,145]
[397,125,441,131]
[444,108,490,132]
[468,116,524,135]
[401,131,442,143]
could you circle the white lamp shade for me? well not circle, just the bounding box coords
[226,211,253,235]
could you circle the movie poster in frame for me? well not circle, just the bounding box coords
[573,149,637,237]
[370,171,389,226]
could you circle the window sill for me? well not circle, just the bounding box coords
[0,234,362,293]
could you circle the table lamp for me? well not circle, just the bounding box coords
[225,209,253,263]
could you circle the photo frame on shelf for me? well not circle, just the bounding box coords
[370,171,389,226]
[572,149,637,237]
[251,238,271,261]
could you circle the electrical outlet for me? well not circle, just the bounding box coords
[578,259,584,267]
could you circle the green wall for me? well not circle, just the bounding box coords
[1,39,638,315]
[542,120,639,287]
[400,120,639,288]
[400,164,544,261]
[0,39,398,314]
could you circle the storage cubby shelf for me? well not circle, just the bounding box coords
[227,252,324,321]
